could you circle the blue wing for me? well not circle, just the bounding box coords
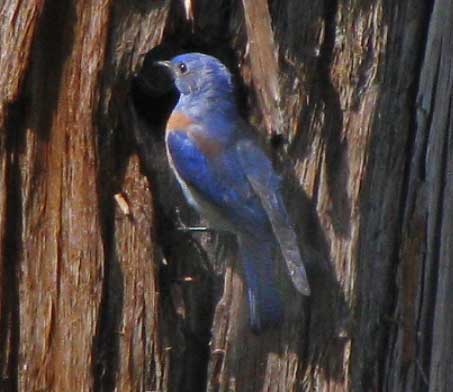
[236,139,311,295]
[166,130,270,233]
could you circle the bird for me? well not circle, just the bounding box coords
[157,52,310,333]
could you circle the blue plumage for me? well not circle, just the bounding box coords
[159,52,310,333]
[166,130,270,234]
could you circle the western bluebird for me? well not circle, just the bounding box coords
[157,53,310,333]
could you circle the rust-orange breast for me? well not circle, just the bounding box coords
[166,111,194,130]
[166,111,223,158]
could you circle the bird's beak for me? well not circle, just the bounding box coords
[155,60,174,77]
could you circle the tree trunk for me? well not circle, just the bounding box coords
[0,0,451,391]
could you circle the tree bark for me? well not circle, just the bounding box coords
[0,0,451,391]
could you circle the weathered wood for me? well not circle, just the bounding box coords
[242,0,282,137]
[95,2,174,391]
[110,155,158,391]
[1,0,452,391]
[0,1,44,389]
[387,1,453,391]
[16,1,110,389]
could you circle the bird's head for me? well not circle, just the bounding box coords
[157,53,235,101]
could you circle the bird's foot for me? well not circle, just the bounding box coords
[175,207,212,233]
[177,225,210,233]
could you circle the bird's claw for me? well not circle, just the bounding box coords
[177,225,210,233]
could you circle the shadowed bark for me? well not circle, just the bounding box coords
[1,0,451,391]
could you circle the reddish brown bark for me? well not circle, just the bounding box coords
[16,1,110,389]
[1,0,452,391]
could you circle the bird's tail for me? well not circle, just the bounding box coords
[238,233,284,333]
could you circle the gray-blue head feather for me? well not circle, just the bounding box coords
[169,53,234,97]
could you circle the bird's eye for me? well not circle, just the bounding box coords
[178,62,188,74]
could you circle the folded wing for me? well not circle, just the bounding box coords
[236,139,311,296]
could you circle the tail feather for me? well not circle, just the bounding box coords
[238,233,284,333]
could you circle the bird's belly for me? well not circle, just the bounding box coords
[177,175,237,232]
[183,180,236,232]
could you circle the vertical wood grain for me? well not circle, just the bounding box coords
[1,0,452,391]
[17,1,110,389]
